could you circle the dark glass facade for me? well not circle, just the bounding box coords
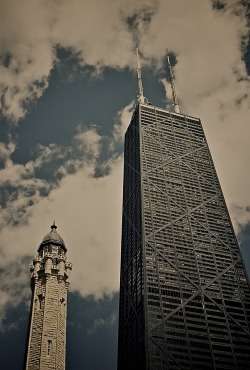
[117,103,250,369]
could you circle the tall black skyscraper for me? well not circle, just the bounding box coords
[117,51,250,369]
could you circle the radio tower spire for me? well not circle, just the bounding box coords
[166,49,180,113]
[136,48,145,104]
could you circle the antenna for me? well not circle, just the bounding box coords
[166,49,180,113]
[136,48,145,104]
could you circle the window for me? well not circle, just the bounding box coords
[38,294,43,310]
[47,340,52,356]
[60,297,65,314]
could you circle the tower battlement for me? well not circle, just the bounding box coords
[25,223,72,370]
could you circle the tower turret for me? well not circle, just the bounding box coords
[25,223,72,370]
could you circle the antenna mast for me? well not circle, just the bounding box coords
[136,48,145,104]
[166,49,180,113]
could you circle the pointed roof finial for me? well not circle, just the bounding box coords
[166,49,180,113]
[51,220,57,230]
[136,48,145,104]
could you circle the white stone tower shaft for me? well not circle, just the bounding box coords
[25,223,72,370]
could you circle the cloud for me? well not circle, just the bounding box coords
[0,0,55,121]
[0,125,103,228]
[0,141,16,163]
[1,0,248,131]
[0,0,249,328]
[0,257,30,330]
[110,100,134,150]
[9,154,123,298]
[138,0,250,230]
[31,153,123,298]
[0,143,51,229]
[87,311,117,335]
[0,116,125,324]
[0,0,155,121]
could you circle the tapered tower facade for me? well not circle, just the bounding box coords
[117,54,250,369]
[25,223,72,370]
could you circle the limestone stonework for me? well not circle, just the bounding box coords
[25,223,72,370]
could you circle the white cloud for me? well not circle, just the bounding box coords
[139,0,250,230]
[0,141,16,162]
[0,0,154,120]
[30,154,123,298]
[0,143,51,228]
[0,0,250,328]
[87,311,117,335]
[111,101,134,149]
[73,125,102,159]
[0,125,103,229]
[0,0,55,121]
[0,123,124,324]
[0,258,30,330]
[0,156,123,315]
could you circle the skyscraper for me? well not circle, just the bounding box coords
[25,223,72,370]
[117,52,250,369]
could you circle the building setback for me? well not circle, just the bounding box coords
[117,58,250,369]
[25,223,72,370]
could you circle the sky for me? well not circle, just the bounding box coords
[0,0,249,369]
